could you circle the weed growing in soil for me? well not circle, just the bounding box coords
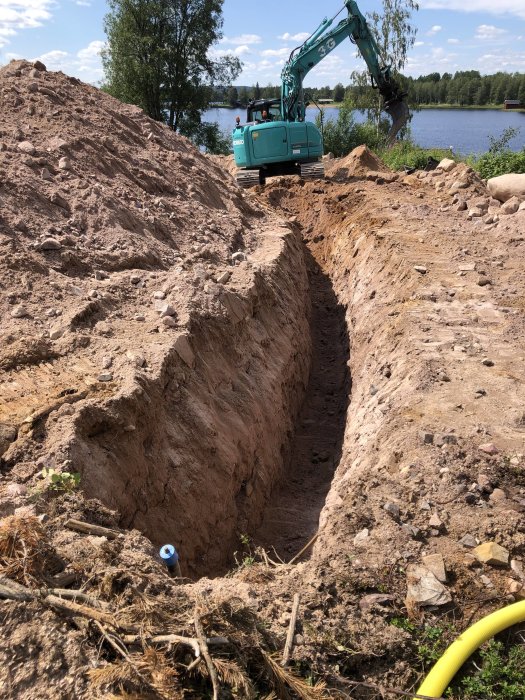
[390,617,456,669]
[452,639,525,699]
[40,467,81,492]
[468,127,525,179]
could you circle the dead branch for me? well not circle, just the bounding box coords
[64,519,120,540]
[282,593,300,667]
[288,533,319,566]
[122,633,201,658]
[195,608,220,700]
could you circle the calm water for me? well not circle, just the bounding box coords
[204,106,525,155]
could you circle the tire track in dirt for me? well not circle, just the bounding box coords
[252,246,350,561]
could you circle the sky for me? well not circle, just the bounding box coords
[0,0,524,87]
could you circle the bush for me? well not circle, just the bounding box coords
[379,140,453,171]
[469,126,525,179]
[316,101,389,157]
[458,640,525,699]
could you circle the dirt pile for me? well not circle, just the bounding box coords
[326,144,391,180]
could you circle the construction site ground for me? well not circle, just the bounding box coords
[1,60,525,699]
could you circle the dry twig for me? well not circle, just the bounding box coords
[282,593,300,667]
[194,608,220,700]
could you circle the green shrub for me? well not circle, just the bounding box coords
[379,140,453,171]
[469,126,525,179]
[316,101,389,157]
[456,640,525,699]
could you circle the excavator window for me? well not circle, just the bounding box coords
[247,102,282,124]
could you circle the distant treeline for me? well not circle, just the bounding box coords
[215,71,525,108]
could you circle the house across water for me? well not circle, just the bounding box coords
[504,99,523,109]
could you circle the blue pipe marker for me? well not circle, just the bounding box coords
[160,544,182,578]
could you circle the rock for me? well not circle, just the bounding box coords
[519,201,525,212]
[17,141,36,155]
[422,553,447,583]
[0,424,17,456]
[153,291,166,300]
[126,351,145,368]
[414,265,427,274]
[481,358,494,367]
[456,200,467,211]
[479,574,494,588]
[489,488,507,502]
[101,356,113,370]
[401,523,422,538]
[158,303,176,318]
[473,542,509,566]
[49,324,66,340]
[419,431,434,445]
[435,433,457,446]
[133,314,146,321]
[232,251,247,263]
[173,335,195,368]
[406,564,452,607]
[50,192,69,210]
[511,559,525,581]
[459,534,478,548]
[479,442,499,455]
[38,237,61,251]
[58,156,71,170]
[478,276,491,287]
[428,513,444,531]
[216,270,232,284]
[438,158,456,172]
[383,502,400,519]
[459,263,476,272]
[487,174,525,203]
[6,483,27,497]
[359,594,394,612]
[477,474,493,492]
[94,270,109,281]
[353,528,370,545]
[162,316,177,328]
[500,196,521,215]
[468,207,483,218]
[33,60,47,71]
[97,372,114,382]
[41,167,53,181]
[11,304,29,318]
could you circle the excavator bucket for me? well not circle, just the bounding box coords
[384,98,410,147]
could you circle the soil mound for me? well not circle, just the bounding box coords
[327,143,390,179]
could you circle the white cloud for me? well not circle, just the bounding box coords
[0,0,54,46]
[414,41,425,46]
[477,49,525,70]
[209,44,251,58]
[32,40,104,83]
[260,47,290,58]
[427,24,442,35]
[419,0,525,20]
[475,24,507,40]
[75,0,91,5]
[220,34,261,46]
[447,38,460,44]
[278,32,310,43]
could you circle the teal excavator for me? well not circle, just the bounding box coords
[232,0,409,187]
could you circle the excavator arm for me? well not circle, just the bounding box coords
[281,0,409,144]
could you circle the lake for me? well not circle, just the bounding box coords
[203,106,525,155]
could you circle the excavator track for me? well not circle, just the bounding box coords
[300,162,325,181]
[235,170,262,189]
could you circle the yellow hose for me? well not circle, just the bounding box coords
[414,600,525,699]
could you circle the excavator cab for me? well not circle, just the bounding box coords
[246,99,282,123]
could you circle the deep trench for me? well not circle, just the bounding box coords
[251,246,351,562]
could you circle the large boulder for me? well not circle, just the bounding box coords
[487,174,525,203]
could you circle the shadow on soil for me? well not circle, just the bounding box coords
[252,244,351,562]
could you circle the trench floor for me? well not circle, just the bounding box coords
[252,246,350,561]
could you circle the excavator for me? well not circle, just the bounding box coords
[232,0,409,187]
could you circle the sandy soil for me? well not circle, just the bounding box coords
[2,60,525,700]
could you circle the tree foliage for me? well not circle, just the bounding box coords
[102,0,241,146]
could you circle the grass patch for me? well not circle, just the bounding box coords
[378,140,456,171]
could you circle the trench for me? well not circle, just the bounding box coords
[76,222,351,578]
[251,247,350,561]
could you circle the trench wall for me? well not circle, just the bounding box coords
[67,225,311,577]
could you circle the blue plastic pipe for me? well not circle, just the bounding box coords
[160,544,182,578]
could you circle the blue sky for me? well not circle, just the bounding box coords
[0,1,524,86]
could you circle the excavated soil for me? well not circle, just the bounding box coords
[2,60,525,700]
